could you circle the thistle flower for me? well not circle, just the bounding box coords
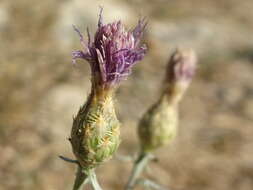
[69,9,146,188]
[126,49,196,190]
[138,49,197,152]
[72,9,147,91]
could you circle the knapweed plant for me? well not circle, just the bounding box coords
[125,49,197,190]
[60,8,147,190]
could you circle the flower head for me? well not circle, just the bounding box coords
[166,48,197,85]
[73,9,147,89]
[163,49,197,104]
[138,49,197,153]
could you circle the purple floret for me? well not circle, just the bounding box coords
[72,8,147,88]
[166,49,197,84]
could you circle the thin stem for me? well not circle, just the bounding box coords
[125,152,153,190]
[73,166,89,190]
[88,169,103,190]
[136,178,168,190]
[59,155,89,190]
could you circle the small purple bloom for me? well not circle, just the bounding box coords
[72,8,147,88]
[166,49,197,84]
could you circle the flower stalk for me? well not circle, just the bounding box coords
[125,49,197,189]
[73,166,89,190]
[88,169,103,190]
[125,152,154,190]
[65,8,147,189]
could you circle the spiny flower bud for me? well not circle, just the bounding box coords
[138,49,197,153]
[71,90,120,169]
[70,9,147,169]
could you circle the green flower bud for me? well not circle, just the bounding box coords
[138,49,197,152]
[138,94,178,152]
[70,88,120,169]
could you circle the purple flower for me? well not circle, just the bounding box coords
[72,9,147,88]
[166,49,197,84]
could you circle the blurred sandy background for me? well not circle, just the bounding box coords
[1,0,253,189]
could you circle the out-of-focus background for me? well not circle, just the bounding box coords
[1,0,253,189]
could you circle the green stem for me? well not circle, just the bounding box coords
[88,169,103,190]
[136,178,168,190]
[125,152,153,190]
[73,166,89,190]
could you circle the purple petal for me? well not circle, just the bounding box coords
[96,49,106,82]
[73,25,89,52]
[72,51,85,64]
[72,50,92,65]
[86,27,91,46]
[98,7,103,28]
[132,17,147,44]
